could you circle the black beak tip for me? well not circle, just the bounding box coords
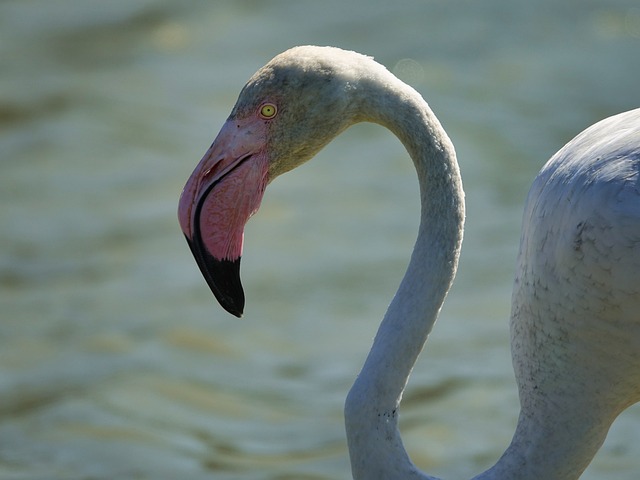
[185,236,245,317]
[218,288,245,318]
[202,256,245,318]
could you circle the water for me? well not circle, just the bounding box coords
[1,1,640,478]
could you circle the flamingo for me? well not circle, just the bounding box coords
[178,46,640,479]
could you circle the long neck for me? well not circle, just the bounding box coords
[194,49,638,479]
[342,73,617,480]
[344,74,465,480]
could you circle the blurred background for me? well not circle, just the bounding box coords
[1,1,639,479]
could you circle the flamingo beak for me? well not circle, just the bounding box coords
[178,118,270,317]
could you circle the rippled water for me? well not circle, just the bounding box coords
[2,1,640,479]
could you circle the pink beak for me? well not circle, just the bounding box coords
[178,117,270,317]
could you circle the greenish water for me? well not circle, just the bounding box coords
[1,1,640,479]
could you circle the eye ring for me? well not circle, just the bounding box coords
[259,103,277,119]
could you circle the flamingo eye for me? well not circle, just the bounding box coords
[259,103,277,119]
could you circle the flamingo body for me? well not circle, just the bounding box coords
[490,108,640,479]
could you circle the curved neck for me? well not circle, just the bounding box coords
[190,49,637,479]
[341,72,618,480]
[344,74,464,480]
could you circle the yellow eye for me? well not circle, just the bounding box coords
[259,103,277,119]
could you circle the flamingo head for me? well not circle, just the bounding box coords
[178,46,369,316]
